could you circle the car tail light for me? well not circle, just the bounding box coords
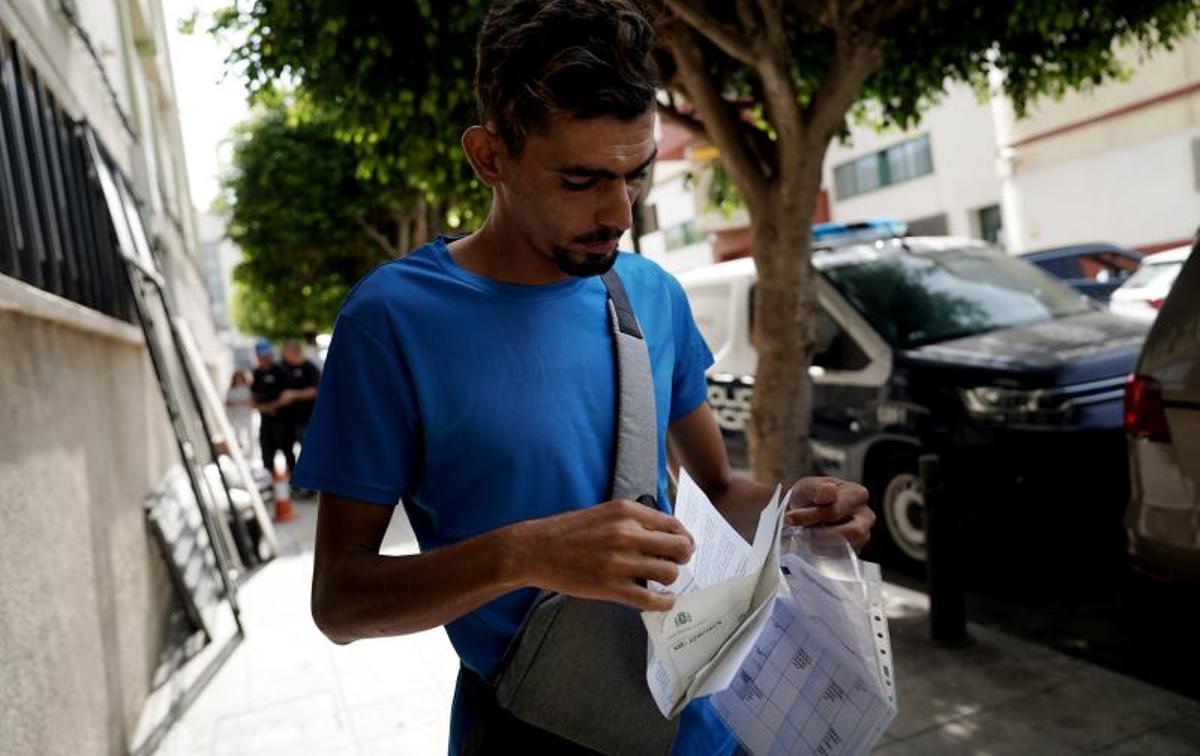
[1124,375,1172,443]
[1148,298,1166,310]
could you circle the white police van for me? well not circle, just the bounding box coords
[680,221,1146,567]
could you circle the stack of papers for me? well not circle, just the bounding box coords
[641,471,788,718]
[642,471,897,755]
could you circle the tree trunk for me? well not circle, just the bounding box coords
[747,215,818,483]
[746,151,829,484]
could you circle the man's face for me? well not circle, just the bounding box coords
[497,110,656,277]
[256,352,273,368]
[282,344,303,365]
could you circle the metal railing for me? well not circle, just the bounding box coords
[0,25,133,323]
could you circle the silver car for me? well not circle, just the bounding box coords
[1125,235,1200,581]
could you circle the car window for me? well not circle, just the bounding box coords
[1034,256,1082,279]
[812,309,870,372]
[821,244,1092,349]
[1099,252,1140,274]
[1079,253,1134,282]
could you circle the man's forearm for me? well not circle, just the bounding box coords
[312,522,530,644]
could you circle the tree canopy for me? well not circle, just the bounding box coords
[221,97,426,338]
[213,1,489,226]
[641,0,1197,480]
[214,0,1198,477]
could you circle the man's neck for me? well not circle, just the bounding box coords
[448,219,571,286]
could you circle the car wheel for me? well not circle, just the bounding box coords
[867,455,927,568]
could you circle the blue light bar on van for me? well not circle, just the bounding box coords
[812,219,908,246]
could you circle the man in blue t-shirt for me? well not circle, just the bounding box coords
[294,1,875,753]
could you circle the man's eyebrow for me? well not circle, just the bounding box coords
[554,150,657,180]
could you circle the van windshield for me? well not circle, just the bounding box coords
[820,243,1093,349]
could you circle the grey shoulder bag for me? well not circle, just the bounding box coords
[479,269,680,755]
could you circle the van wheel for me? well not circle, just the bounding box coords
[867,455,927,569]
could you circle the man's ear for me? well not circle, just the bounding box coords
[461,125,507,187]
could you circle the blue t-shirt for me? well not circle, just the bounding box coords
[293,237,735,755]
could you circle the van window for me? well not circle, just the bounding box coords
[686,283,732,354]
[812,309,870,372]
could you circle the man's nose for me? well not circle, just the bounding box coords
[595,180,634,233]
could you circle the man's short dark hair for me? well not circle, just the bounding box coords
[475,0,659,155]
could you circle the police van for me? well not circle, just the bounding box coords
[680,221,1147,567]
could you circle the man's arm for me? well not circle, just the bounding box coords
[311,492,695,645]
[667,403,874,551]
[275,386,318,408]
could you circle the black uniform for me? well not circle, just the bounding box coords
[251,362,291,471]
[281,358,321,445]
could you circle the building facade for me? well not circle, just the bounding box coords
[996,36,1200,253]
[0,1,223,753]
[644,35,1199,274]
[823,83,1003,243]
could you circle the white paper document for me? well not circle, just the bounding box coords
[711,553,897,756]
[642,470,788,717]
[642,471,897,755]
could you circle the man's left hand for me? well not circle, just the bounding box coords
[784,477,874,553]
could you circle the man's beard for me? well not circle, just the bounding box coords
[551,246,619,277]
[551,228,622,277]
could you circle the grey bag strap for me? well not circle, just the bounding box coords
[486,268,680,755]
[600,269,658,505]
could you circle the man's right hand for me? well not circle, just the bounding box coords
[512,499,694,612]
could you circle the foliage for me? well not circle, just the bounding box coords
[211,1,490,228]
[211,0,1199,477]
[642,0,1199,480]
[220,97,408,338]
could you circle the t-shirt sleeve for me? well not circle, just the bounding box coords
[668,276,715,421]
[291,312,419,506]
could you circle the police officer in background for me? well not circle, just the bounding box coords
[277,339,321,452]
[250,339,289,471]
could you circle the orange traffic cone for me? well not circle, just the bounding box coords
[272,452,295,523]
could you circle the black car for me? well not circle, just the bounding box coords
[1020,242,1143,304]
[681,235,1148,568]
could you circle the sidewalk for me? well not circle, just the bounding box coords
[155,500,1200,755]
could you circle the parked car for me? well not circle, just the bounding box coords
[683,228,1148,567]
[1020,243,1143,304]
[1109,244,1192,322]
[1124,236,1200,582]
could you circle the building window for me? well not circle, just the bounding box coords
[0,27,132,321]
[833,134,933,200]
[663,220,705,251]
[976,205,1003,244]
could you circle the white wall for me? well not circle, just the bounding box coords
[823,83,1001,240]
[1003,128,1200,252]
[997,36,1200,252]
[0,2,229,752]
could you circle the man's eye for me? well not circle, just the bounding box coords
[629,171,649,183]
[561,178,596,191]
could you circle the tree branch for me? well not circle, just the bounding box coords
[735,0,760,37]
[859,0,922,31]
[657,99,709,142]
[664,24,769,212]
[663,0,758,66]
[752,0,804,175]
[353,212,400,258]
[804,34,884,146]
[790,0,836,29]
